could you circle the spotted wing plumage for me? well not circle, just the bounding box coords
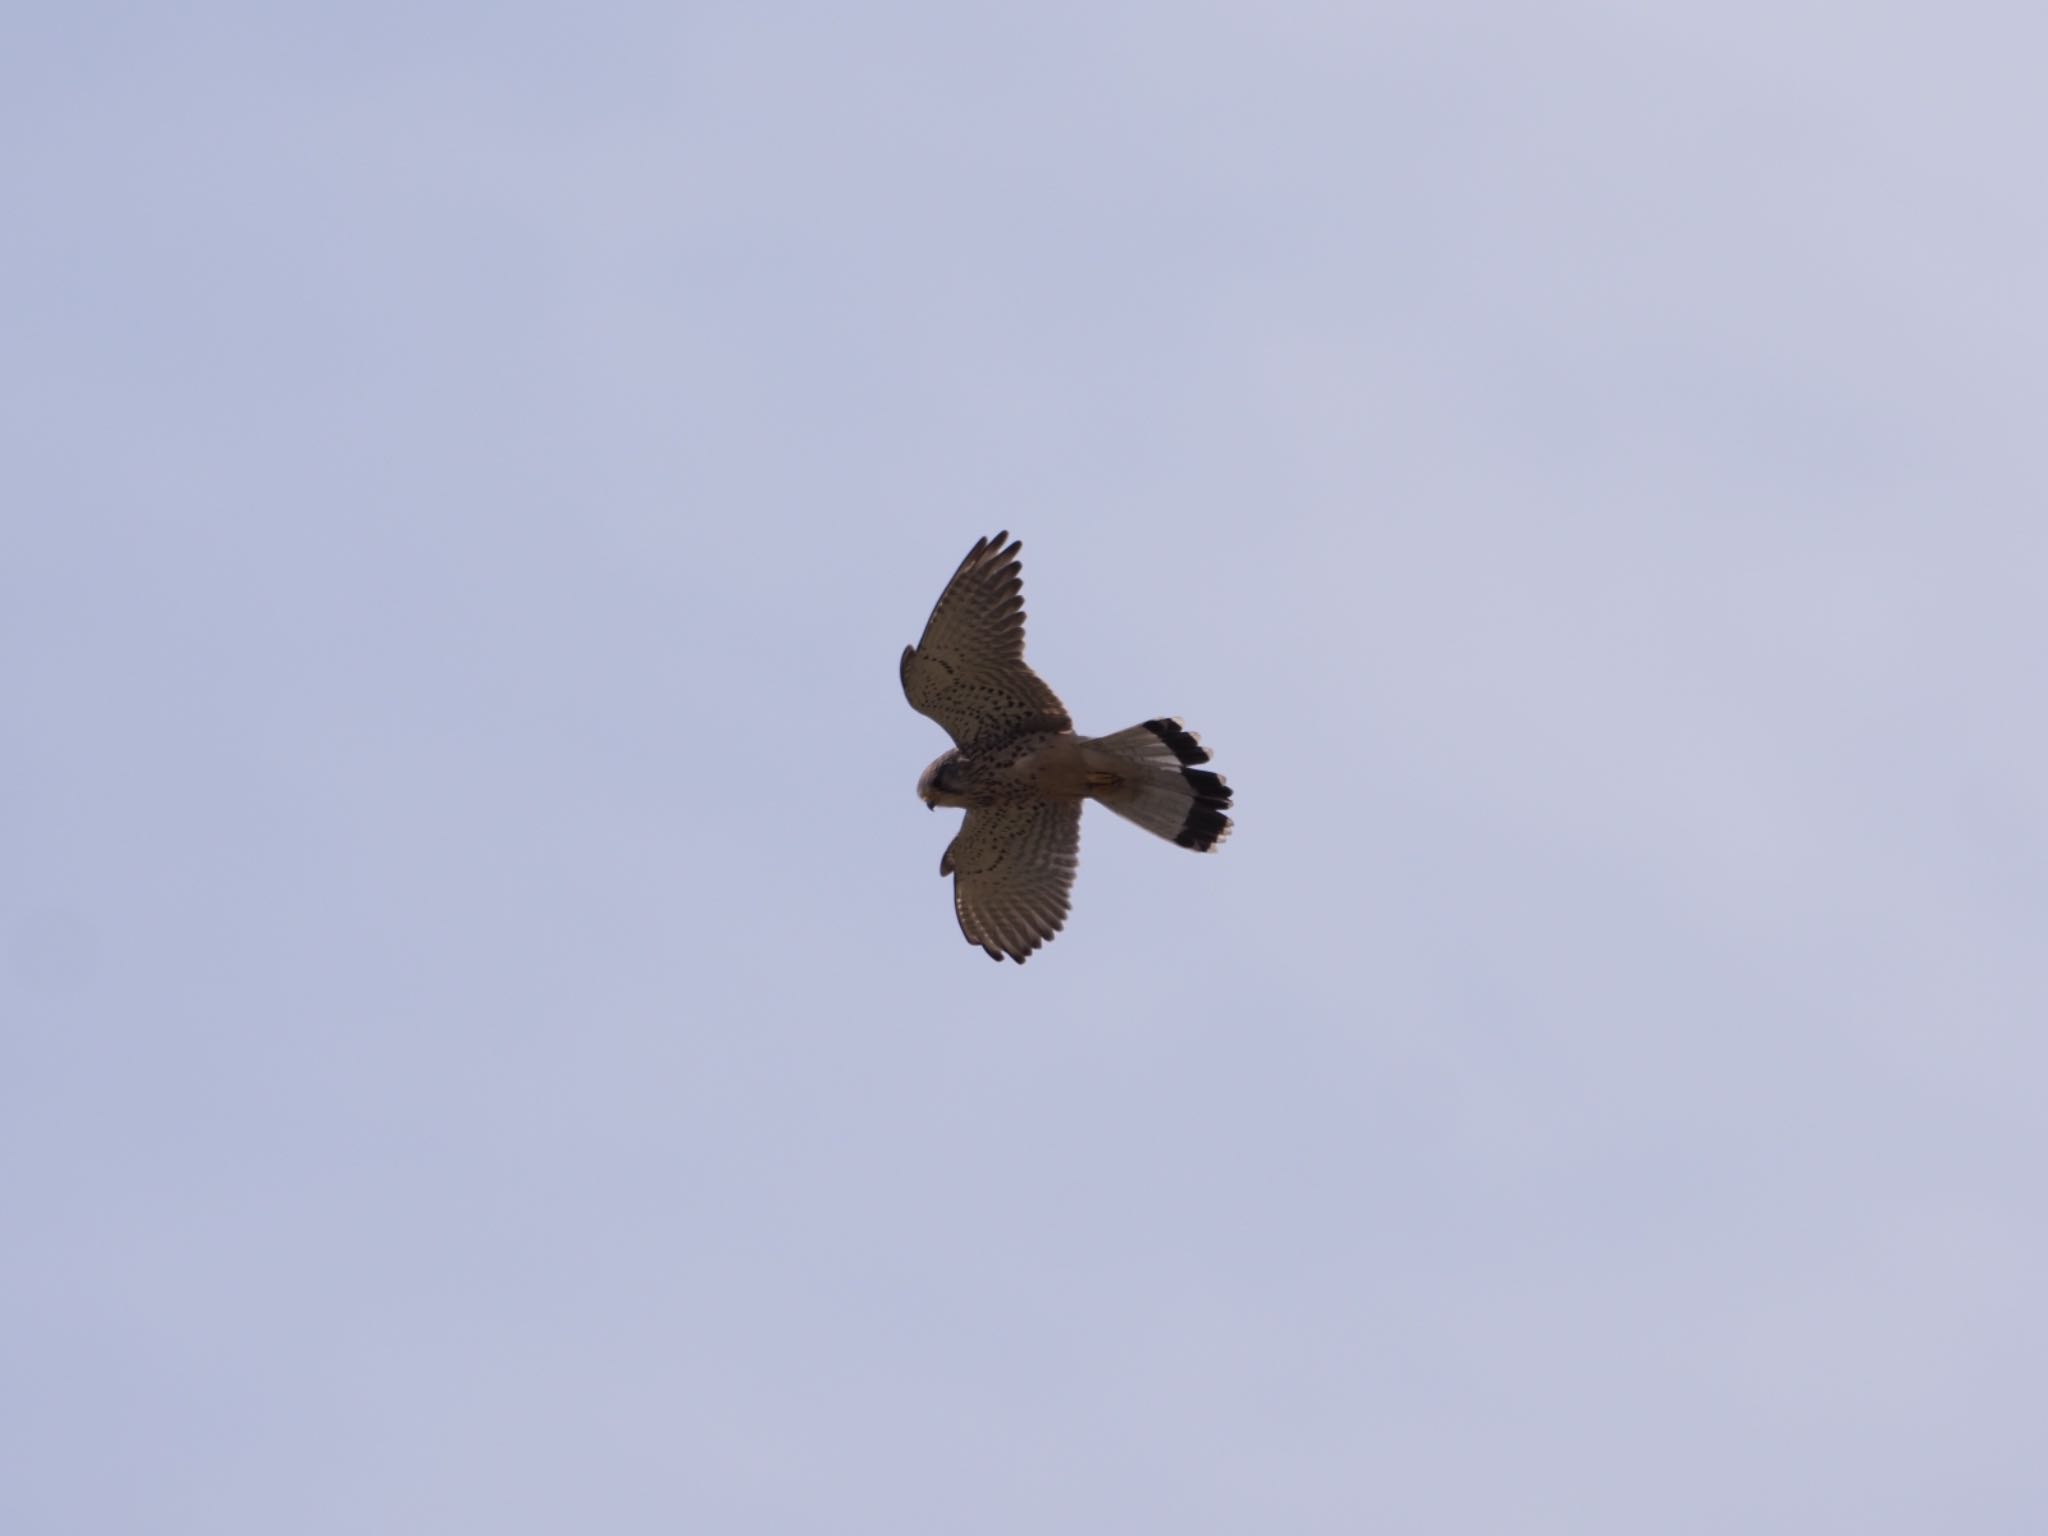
[942,799,1081,964]
[901,532,1071,750]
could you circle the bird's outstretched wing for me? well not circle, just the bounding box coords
[942,799,1081,964]
[901,532,1071,750]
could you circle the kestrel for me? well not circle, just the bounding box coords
[901,532,1234,963]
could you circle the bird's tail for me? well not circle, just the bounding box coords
[1080,718,1234,851]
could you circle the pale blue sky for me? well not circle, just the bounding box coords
[5,4,2045,1532]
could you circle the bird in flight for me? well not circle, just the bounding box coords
[901,532,1234,963]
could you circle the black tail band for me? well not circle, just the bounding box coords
[1142,717,1212,766]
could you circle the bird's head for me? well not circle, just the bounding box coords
[916,750,970,810]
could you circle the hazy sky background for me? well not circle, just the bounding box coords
[5,4,2045,1531]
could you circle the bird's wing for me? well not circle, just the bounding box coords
[901,532,1071,750]
[941,798,1082,964]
